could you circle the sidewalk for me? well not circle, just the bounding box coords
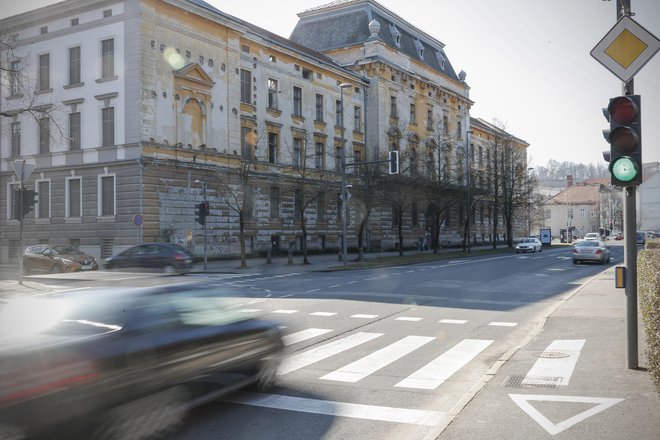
[435,265,659,440]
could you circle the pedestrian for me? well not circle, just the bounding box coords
[418,236,424,253]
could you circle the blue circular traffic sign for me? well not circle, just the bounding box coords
[133,214,144,226]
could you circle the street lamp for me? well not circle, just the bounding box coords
[527,167,534,237]
[465,130,473,253]
[195,179,208,270]
[339,82,352,266]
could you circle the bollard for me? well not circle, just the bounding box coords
[288,241,293,265]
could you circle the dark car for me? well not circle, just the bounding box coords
[104,243,195,274]
[23,244,98,274]
[572,240,611,265]
[0,283,284,439]
[636,231,646,246]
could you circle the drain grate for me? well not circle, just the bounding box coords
[502,375,562,389]
[538,351,570,359]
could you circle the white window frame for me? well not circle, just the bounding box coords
[36,179,51,220]
[6,183,20,221]
[98,173,116,217]
[65,176,82,218]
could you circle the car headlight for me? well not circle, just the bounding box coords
[58,258,74,265]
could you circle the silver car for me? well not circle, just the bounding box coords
[572,240,611,264]
[515,237,542,253]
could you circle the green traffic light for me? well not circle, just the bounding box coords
[611,156,638,182]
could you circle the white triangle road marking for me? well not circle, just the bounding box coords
[509,394,624,435]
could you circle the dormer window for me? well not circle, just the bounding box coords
[435,51,446,70]
[414,39,424,59]
[389,24,401,47]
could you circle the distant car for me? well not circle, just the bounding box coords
[584,233,600,241]
[0,283,284,439]
[104,243,195,274]
[515,237,542,253]
[636,231,646,246]
[614,234,624,241]
[572,240,611,264]
[23,245,98,274]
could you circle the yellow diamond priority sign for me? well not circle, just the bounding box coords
[591,16,659,82]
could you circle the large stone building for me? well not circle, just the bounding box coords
[0,0,529,263]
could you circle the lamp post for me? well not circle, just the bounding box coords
[195,179,207,270]
[339,83,352,266]
[465,130,473,253]
[527,167,534,237]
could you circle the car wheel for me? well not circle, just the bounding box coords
[51,264,62,274]
[162,264,176,275]
[256,353,282,391]
[92,386,189,440]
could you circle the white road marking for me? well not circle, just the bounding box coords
[272,309,298,314]
[329,284,342,288]
[226,391,446,426]
[305,288,321,293]
[509,394,624,435]
[348,281,359,284]
[395,339,493,389]
[278,332,383,375]
[282,328,333,346]
[321,336,435,383]
[523,339,585,386]
[310,312,337,317]
[237,309,262,313]
[351,314,379,319]
[439,319,468,324]
[489,321,518,327]
[396,317,423,322]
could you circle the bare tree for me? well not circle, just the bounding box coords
[352,161,383,261]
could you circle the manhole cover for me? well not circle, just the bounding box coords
[539,351,570,359]
[502,375,562,389]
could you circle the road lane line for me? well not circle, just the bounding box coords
[321,336,435,383]
[310,312,337,316]
[351,314,379,319]
[489,321,518,327]
[278,332,383,375]
[439,319,468,324]
[522,339,585,386]
[396,317,423,322]
[395,339,493,389]
[282,328,333,346]
[225,391,446,426]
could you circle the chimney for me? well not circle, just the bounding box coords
[566,175,573,188]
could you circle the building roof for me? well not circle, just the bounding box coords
[289,0,459,81]
[546,184,607,206]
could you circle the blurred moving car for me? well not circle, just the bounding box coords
[0,283,284,439]
[515,237,542,253]
[584,233,600,241]
[572,240,611,264]
[23,244,98,274]
[104,243,195,274]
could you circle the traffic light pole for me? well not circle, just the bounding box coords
[18,183,24,286]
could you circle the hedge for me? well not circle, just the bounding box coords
[639,239,660,394]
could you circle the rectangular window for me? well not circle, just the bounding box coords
[269,186,279,218]
[268,132,278,164]
[412,203,418,226]
[335,146,341,171]
[354,106,361,132]
[335,100,342,126]
[11,122,20,157]
[38,54,50,91]
[39,117,50,154]
[69,46,81,85]
[390,96,397,118]
[315,142,325,169]
[315,94,324,122]
[102,107,114,146]
[545,209,551,219]
[293,138,302,168]
[457,119,463,138]
[71,18,79,26]
[69,112,81,150]
[241,126,252,159]
[101,38,114,79]
[293,86,302,116]
[410,103,416,123]
[9,183,20,220]
[267,78,278,109]
[67,178,81,217]
[37,181,50,219]
[294,189,302,216]
[427,109,434,130]
[580,208,586,218]
[9,60,20,96]
[240,69,252,104]
[302,67,313,80]
[100,175,115,216]
[103,9,112,18]
[317,191,325,220]
[443,115,449,134]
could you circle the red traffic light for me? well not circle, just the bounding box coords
[608,96,638,125]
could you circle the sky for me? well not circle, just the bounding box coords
[2,0,659,169]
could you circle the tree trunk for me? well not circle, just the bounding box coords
[239,214,247,268]
[357,218,367,262]
[301,212,309,265]
[398,212,404,256]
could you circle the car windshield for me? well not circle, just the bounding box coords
[52,245,84,255]
[576,241,599,247]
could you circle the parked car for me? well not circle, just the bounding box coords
[636,231,646,246]
[104,243,195,274]
[23,245,98,274]
[584,233,600,241]
[572,240,611,264]
[0,283,284,439]
[515,237,542,253]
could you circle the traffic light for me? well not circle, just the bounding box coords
[388,151,399,174]
[201,201,210,216]
[604,95,642,186]
[12,189,23,220]
[194,202,206,225]
[21,189,37,218]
